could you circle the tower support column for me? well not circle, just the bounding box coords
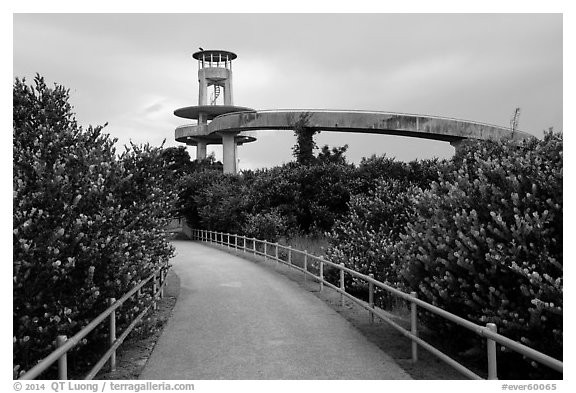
[224,72,233,105]
[221,133,238,174]
[198,71,208,106]
[197,141,207,160]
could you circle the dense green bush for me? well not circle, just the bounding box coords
[179,161,355,236]
[13,76,176,377]
[324,157,446,300]
[287,163,354,233]
[325,179,419,303]
[398,133,562,374]
[351,155,445,194]
[241,209,288,242]
[195,174,251,233]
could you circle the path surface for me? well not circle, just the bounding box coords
[139,240,411,380]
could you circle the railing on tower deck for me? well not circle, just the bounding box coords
[192,229,563,380]
[18,262,170,380]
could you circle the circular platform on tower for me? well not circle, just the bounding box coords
[192,50,237,61]
[174,105,254,120]
[175,124,257,145]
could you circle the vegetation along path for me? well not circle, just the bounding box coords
[139,240,411,380]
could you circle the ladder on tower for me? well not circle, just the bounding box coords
[210,85,221,105]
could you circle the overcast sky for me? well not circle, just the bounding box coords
[12,13,562,169]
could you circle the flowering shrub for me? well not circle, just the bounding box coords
[13,75,176,377]
[322,133,562,377]
[398,133,562,374]
[325,179,420,304]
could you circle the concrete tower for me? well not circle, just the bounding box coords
[174,49,255,173]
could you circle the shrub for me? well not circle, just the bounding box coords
[325,179,418,305]
[241,209,288,242]
[13,75,176,377]
[351,155,444,195]
[176,166,224,228]
[398,133,562,375]
[195,174,251,233]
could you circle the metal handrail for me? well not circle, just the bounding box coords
[19,262,170,380]
[194,229,563,379]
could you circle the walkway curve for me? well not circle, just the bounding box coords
[139,240,411,380]
[175,109,533,144]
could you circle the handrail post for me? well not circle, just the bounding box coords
[152,271,157,310]
[243,236,246,253]
[410,291,418,363]
[264,241,268,261]
[340,263,345,307]
[288,247,292,265]
[487,323,498,380]
[234,234,237,250]
[275,243,279,269]
[253,238,256,254]
[369,273,375,324]
[304,251,308,282]
[109,298,117,371]
[56,335,68,380]
[160,268,165,298]
[319,257,324,292]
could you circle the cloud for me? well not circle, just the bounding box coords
[142,100,167,116]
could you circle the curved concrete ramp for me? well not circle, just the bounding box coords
[140,241,411,380]
[204,109,532,143]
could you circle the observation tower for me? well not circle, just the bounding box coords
[174,50,533,173]
[174,49,255,173]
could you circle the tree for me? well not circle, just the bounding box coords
[160,146,193,174]
[317,144,349,165]
[290,112,319,165]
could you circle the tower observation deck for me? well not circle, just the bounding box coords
[174,49,255,173]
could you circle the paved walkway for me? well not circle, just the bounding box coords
[139,240,411,380]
